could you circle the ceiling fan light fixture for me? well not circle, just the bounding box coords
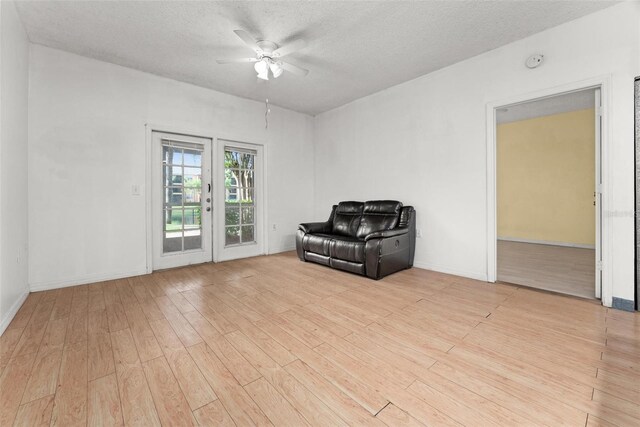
[255,59,270,80]
[270,62,283,78]
[254,59,268,74]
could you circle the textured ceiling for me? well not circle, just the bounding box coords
[16,1,617,115]
[497,89,596,124]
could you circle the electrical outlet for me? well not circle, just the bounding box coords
[416,228,423,238]
[272,224,277,231]
[131,184,140,196]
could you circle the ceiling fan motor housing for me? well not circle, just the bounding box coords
[257,40,278,56]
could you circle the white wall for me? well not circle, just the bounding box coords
[28,45,314,290]
[314,2,640,302]
[0,1,30,332]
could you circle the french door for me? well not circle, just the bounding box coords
[152,131,212,269]
[216,140,264,261]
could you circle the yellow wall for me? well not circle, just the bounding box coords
[497,108,595,246]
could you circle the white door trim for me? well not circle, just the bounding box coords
[485,75,612,307]
[594,88,603,299]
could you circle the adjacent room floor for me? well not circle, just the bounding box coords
[1,252,638,426]
[497,240,596,299]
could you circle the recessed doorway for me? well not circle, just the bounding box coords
[493,88,602,299]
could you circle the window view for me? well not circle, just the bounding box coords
[162,144,203,253]
[224,148,256,246]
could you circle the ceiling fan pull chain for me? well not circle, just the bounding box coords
[265,98,271,129]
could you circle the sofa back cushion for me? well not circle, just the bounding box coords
[356,200,403,239]
[332,201,364,237]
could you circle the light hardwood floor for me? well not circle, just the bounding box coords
[1,251,638,426]
[498,240,596,299]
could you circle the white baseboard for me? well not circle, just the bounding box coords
[29,268,148,292]
[413,261,488,282]
[265,244,296,256]
[498,236,595,249]
[30,248,301,292]
[0,289,29,335]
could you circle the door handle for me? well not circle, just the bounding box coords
[208,183,211,193]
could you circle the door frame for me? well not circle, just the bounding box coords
[485,75,612,307]
[144,124,269,272]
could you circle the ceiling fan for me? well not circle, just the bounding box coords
[217,30,309,80]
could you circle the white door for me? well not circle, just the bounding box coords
[152,131,213,270]
[217,140,264,261]
[594,89,603,299]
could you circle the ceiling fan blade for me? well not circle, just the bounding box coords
[272,39,306,57]
[281,61,309,77]
[216,58,258,64]
[233,29,261,53]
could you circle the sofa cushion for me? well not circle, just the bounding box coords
[304,252,331,266]
[302,233,332,256]
[332,201,364,237]
[329,236,365,263]
[356,200,403,239]
[330,258,365,275]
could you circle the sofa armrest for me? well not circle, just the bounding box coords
[298,221,332,234]
[363,227,409,241]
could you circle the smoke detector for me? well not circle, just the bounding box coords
[525,54,544,69]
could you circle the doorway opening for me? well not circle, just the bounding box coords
[493,88,602,300]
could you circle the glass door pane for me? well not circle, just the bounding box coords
[224,148,256,246]
[163,145,203,253]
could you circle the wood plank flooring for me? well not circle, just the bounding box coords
[498,240,596,299]
[1,251,638,426]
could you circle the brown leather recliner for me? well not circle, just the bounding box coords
[295,200,416,279]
